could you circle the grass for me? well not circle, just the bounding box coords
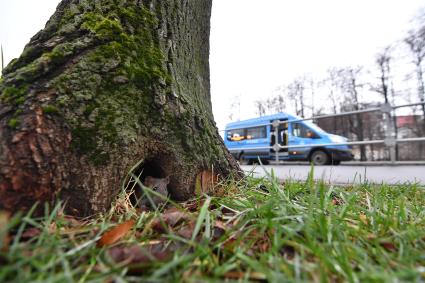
[0,168,425,283]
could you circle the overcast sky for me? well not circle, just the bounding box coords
[1,0,424,130]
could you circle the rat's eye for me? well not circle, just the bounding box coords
[152,186,158,191]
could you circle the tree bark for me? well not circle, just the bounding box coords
[0,0,241,216]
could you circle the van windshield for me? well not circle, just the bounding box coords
[303,121,326,134]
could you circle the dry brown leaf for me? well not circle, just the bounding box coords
[182,200,202,212]
[258,241,270,253]
[332,198,343,205]
[212,220,227,241]
[223,271,245,279]
[97,220,135,247]
[196,170,220,195]
[0,211,10,252]
[177,220,196,239]
[21,228,42,239]
[214,220,227,230]
[151,209,191,233]
[359,213,368,225]
[108,243,175,273]
[380,242,397,252]
[223,237,238,252]
[367,234,376,241]
[223,271,267,280]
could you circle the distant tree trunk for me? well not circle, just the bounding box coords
[0,0,241,215]
[331,102,338,133]
[351,83,366,161]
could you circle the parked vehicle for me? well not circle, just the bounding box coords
[224,113,353,165]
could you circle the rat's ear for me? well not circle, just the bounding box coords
[165,176,170,184]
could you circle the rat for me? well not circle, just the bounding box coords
[137,176,170,209]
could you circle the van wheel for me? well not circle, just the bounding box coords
[252,159,269,165]
[310,150,329,165]
[238,155,250,165]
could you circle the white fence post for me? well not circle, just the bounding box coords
[381,103,397,163]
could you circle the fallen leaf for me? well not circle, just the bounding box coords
[367,234,376,241]
[214,220,227,230]
[195,170,220,195]
[380,242,397,252]
[223,271,266,280]
[223,236,238,252]
[49,222,58,234]
[182,200,200,212]
[223,271,245,279]
[212,220,227,241]
[97,220,135,247]
[108,243,175,273]
[21,228,41,239]
[151,209,191,233]
[359,213,368,225]
[0,212,10,252]
[109,244,171,263]
[332,198,343,205]
[258,240,270,253]
[177,221,196,239]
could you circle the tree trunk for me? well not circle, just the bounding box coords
[0,0,241,216]
[356,113,367,161]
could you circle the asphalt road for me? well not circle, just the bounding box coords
[241,164,425,185]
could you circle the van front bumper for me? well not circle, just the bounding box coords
[328,149,354,161]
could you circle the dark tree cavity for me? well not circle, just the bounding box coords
[0,0,241,215]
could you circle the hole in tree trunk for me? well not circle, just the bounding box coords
[127,157,173,208]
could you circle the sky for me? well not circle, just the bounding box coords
[1,0,424,130]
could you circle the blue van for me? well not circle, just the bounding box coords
[224,113,353,165]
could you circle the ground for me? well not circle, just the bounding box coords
[1,169,424,282]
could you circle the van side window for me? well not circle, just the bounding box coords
[227,129,245,141]
[246,126,267,139]
[292,123,317,138]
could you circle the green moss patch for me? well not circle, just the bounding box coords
[8,118,19,129]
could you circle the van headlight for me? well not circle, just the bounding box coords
[329,136,346,144]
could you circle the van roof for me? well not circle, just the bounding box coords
[225,112,298,130]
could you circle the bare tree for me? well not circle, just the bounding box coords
[321,68,343,132]
[271,85,287,113]
[254,100,266,117]
[373,46,392,104]
[337,67,367,161]
[265,97,275,115]
[372,46,400,159]
[274,94,286,113]
[405,22,425,118]
[228,95,241,121]
[309,77,315,117]
[287,78,306,117]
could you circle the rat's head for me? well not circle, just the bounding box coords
[143,176,170,190]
